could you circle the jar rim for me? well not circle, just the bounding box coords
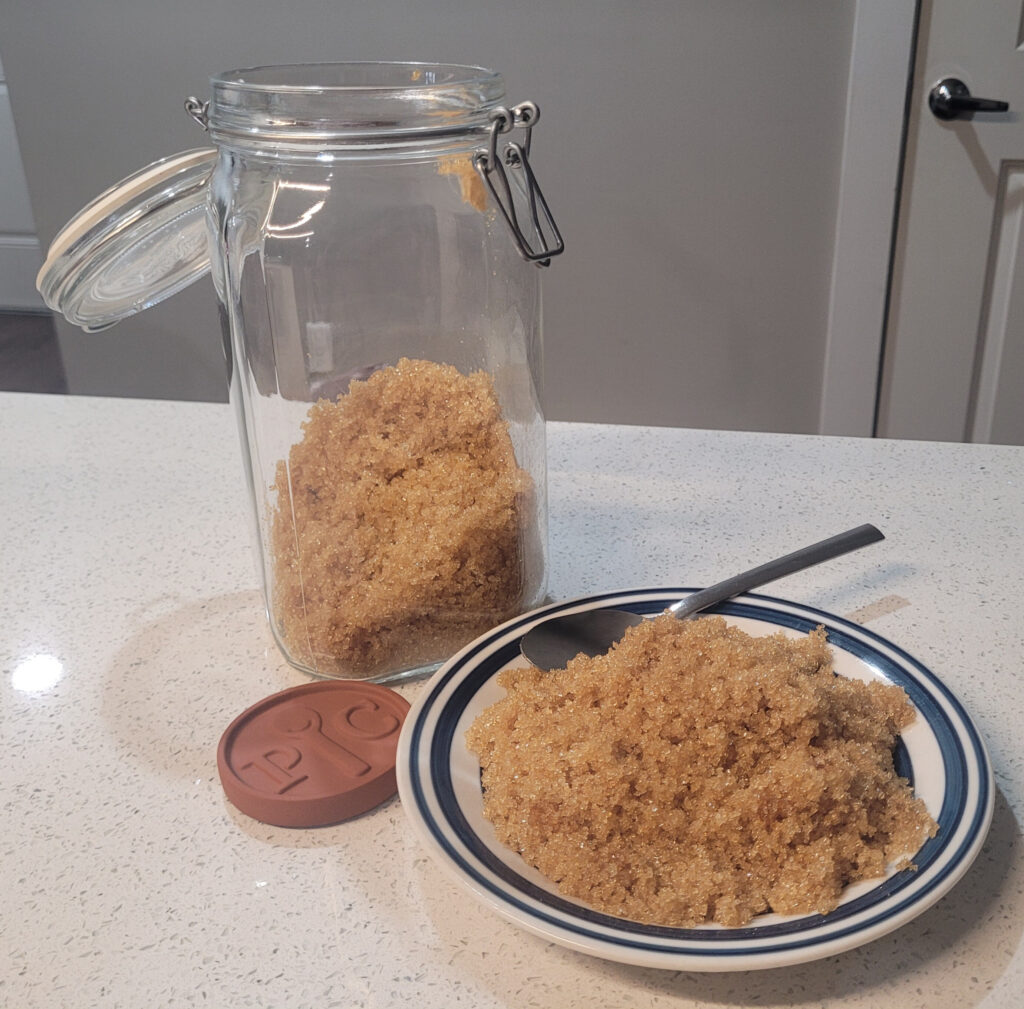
[207,62,507,146]
[211,61,503,94]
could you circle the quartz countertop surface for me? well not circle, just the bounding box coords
[2,392,1022,1008]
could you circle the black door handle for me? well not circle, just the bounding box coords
[929,77,1009,120]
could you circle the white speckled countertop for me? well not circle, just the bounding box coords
[2,392,1022,1008]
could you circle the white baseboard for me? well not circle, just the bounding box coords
[0,234,45,310]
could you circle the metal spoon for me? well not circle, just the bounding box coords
[519,524,885,670]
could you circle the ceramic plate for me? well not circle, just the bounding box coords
[396,590,993,971]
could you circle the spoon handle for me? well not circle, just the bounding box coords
[668,523,885,619]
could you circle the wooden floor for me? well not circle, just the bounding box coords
[0,311,68,394]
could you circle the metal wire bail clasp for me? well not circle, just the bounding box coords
[474,102,564,267]
[184,96,210,131]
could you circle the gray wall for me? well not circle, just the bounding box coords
[1,1,854,430]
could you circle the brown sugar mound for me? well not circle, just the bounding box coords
[466,614,937,927]
[270,358,534,678]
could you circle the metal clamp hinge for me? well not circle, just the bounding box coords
[474,102,564,267]
[184,96,210,131]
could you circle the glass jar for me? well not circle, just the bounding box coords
[38,62,562,683]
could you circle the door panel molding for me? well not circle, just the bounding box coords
[970,160,1024,441]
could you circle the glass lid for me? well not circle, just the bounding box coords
[36,148,216,332]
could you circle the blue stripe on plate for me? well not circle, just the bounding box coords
[405,590,990,960]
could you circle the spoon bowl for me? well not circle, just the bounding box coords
[519,524,885,670]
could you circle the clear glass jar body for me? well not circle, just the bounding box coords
[206,64,548,683]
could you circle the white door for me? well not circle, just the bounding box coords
[879,0,1024,445]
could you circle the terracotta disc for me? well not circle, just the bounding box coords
[218,680,410,827]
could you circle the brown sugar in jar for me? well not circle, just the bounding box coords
[269,358,541,680]
[466,614,938,928]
